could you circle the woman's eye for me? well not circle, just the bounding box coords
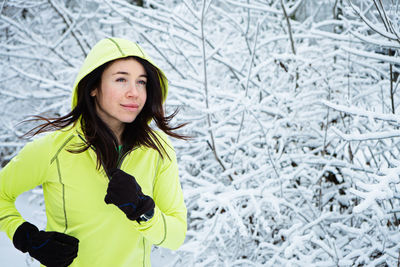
[138,80,147,86]
[116,77,126,82]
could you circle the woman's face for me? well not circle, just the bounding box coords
[91,58,147,134]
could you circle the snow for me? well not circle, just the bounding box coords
[1,0,400,266]
[0,192,40,267]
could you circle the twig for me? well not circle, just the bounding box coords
[322,100,400,124]
[245,0,250,35]
[371,1,397,114]
[280,0,299,89]
[48,0,87,57]
[103,0,187,79]
[331,127,400,142]
[373,0,390,32]
[280,0,296,55]
[167,24,198,74]
[139,32,186,79]
[200,0,232,181]
[223,0,280,14]
[396,250,400,267]
[230,21,261,169]
[247,109,282,197]
[390,55,395,114]
[348,0,400,44]
[182,0,200,21]
[0,0,6,15]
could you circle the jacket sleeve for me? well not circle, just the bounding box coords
[0,136,49,240]
[133,135,187,250]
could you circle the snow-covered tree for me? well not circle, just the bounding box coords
[1,0,399,265]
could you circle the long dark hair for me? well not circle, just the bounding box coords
[24,56,187,170]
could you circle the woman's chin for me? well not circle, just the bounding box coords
[121,116,138,124]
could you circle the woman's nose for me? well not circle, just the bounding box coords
[126,83,139,97]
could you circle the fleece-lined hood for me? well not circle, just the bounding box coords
[71,37,168,109]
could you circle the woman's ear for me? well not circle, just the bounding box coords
[90,88,98,97]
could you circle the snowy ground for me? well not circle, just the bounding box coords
[0,191,178,267]
[0,192,40,267]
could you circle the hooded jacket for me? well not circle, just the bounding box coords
[0,38,187,267]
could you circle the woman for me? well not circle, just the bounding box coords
[0,37,187,266]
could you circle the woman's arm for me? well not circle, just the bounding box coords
[133,135,187,250]
[0,137,49,240]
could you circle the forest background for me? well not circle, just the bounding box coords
[1,0,400,266]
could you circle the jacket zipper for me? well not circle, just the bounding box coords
[77,133,137,177]
[116,150,129,169]
[116,146,139,170]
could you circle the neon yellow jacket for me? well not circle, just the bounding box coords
[0,38,187,267]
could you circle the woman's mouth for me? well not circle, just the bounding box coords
[121,104,139,111]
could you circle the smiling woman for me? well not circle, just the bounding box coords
[91,58,148,143]
[0,38,188,267]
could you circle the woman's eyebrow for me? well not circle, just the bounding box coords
[112,71,129,75]
[112,71,147,78]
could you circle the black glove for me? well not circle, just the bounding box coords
[105,168,155,222]
[13,222,79,267]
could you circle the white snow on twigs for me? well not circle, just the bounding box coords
[321,100,400,124]
[331,126,400,141]
[341,46,400,65]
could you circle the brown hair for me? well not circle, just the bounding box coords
[24,56,187,171]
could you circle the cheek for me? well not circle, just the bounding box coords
[140,89,147,103]
[102,86,119,101]
[143,91,147,103]
[96,92,114,111]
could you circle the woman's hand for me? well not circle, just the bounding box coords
[13,222,79,267]
[105,168,155,222]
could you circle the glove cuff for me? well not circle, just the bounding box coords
[13,222,39,253]
[137,208,155,223]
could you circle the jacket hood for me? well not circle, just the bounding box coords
[71,37,168,109]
